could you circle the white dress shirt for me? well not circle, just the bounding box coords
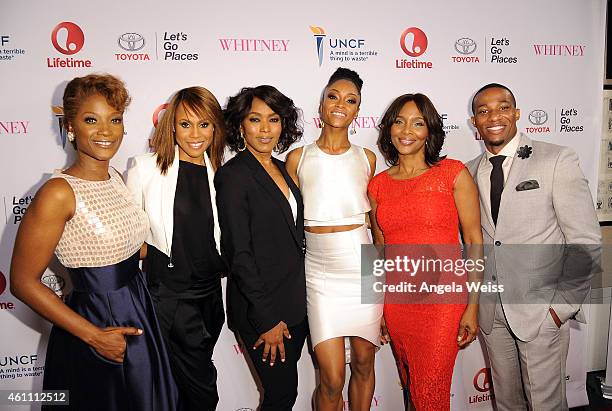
[476,132,521,216]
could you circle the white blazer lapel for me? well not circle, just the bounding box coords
[161,147,180,254]
[204,151,221,254]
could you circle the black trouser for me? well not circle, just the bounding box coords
[152,285,225,411]
[239,319,308,411]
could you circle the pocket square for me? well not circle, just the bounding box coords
[516,180,540,191]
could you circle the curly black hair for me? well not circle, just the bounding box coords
[224,85,302,154]
[377,93,446,167]
[325,67,363,94]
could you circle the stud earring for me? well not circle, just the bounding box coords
[67,131,75,142]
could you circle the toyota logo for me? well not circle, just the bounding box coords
[528,109,548,125]
[41,273,65,293]
[118,33,145,51]
[51,22,85,55]
[400,27,428,57]
[455,38,477,55]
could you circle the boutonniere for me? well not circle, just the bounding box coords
[517,145,532,159]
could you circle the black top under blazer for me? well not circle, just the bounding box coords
[214,149,307,336]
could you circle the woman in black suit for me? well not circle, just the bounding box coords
[215,85,306,411]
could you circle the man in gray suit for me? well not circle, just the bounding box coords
[465,83,600,411]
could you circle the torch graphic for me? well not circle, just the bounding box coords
[310,26,326,66]
[52,105,67,147]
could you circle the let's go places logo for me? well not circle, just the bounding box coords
[396,27,433,69]
[48,21,92,68]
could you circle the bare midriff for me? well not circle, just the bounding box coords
[305,224,363,234]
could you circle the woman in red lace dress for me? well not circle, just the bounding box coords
[368,94,482,410]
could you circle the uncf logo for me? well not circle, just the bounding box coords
[0,271,6,296]
[473,367,492,393]
[51,22,85,55]
[400,27,428,57]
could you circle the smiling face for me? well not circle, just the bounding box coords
[471,87,520,153]
[68,93,124,163]
[174,103,214,164]
[320,79,360,129]
[241,97,282,156]
[390,101,429,158]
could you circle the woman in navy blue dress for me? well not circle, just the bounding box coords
[10,74,178,411]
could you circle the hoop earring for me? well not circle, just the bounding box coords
[238,131,246,152]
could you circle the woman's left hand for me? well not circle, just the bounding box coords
[457,305,479,348]
[379,316,390,345]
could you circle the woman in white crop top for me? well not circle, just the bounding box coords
[286,68,384,411]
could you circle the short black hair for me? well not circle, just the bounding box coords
[224,85,302,154]
[471,83,516,114]
[325,67,363,94]
[377,93,446,167]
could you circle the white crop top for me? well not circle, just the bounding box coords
[288,190,297,223]
[297,143,371,226]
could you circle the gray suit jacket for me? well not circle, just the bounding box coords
[466,133,600,342]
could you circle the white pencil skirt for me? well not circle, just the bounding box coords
[305,225,383,348]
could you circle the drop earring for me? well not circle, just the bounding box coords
[349,121,356,135]
[238,131,246,152]
[67,131,75,142]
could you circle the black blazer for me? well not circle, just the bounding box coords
[214,149,306,336]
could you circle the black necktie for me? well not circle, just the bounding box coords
[489,155,506,226]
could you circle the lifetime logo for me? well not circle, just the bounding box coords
[469,367,493,404]
[400,27,428,57]
[0,271,6,295]
[473,367,492,392]
[396,27,432,69]
[152,103,169,127]
[51,22,84,55]
[0,271,15,310]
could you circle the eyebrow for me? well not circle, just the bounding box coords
[327,88,358,97]
[81,111,122,116]
[248,111,279,116]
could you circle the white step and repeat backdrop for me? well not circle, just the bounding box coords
[0,1,606,410]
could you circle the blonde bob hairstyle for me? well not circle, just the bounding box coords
[151,86,225,173]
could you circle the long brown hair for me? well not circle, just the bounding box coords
[151,87,225,174]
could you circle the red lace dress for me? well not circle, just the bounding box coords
[368,158,467,411]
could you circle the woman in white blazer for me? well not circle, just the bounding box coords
[126,87,226,411]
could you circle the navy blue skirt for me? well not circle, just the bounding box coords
[42,253,178,411]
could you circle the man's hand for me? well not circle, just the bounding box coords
[253,321,291,366]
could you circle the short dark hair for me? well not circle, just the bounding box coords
[224,85,302,154]
[377,93,446,167]
[471,83,516,114]
[325,67,363,94]
[63,73,131,149]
